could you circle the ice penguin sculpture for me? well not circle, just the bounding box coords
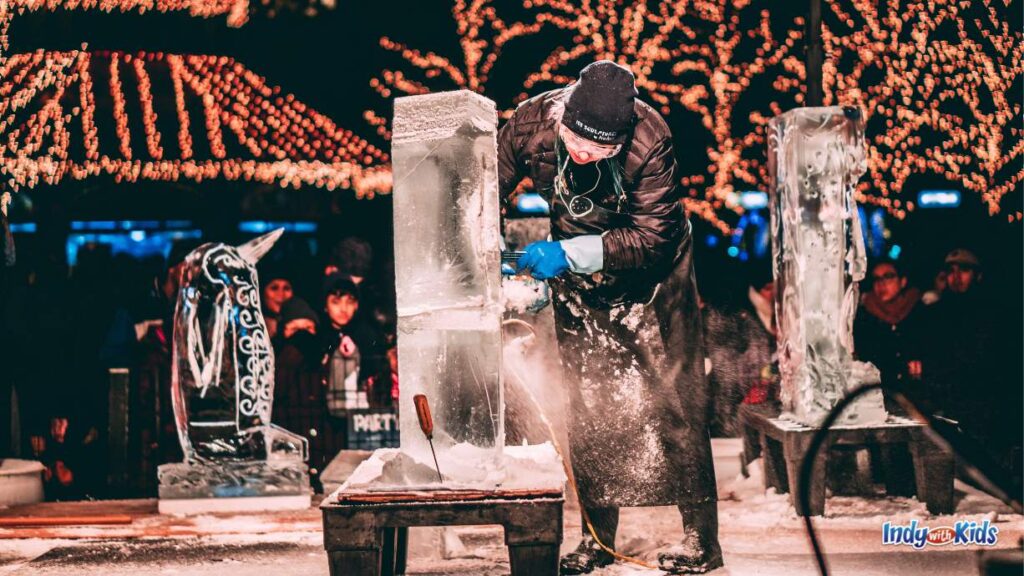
[158,229,311,514]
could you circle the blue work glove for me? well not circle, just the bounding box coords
[516,241,569,280]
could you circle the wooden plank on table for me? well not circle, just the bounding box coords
[334,487,563,504]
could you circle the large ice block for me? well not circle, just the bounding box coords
[391,91,504,468]
[767,106,887,427]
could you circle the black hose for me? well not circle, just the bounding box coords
[797,382,883,576]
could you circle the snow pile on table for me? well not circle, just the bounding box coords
[337,442,566,493]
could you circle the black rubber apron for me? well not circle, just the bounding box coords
[547,145,717,507]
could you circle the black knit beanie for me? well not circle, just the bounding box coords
[561,60,638,145]
[279,297,319,328]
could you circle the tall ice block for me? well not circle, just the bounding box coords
[767,107,886,427]
[391,91,504,465]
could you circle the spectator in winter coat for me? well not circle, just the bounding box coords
[320,274,389,428]
[702,266,777,437]
[854,260,924,410]
[272,297,335,491]
[920,249,1021,482]
[260,267,294,339]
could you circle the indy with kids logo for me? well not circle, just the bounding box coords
[883,519,1000,550]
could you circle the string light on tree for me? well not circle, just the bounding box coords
[10,0,341,26]
[372,0,1020,226]
[371,0,806,232]
[10,0,252,27]
[822,0,1021,218]
[0,49,391,197]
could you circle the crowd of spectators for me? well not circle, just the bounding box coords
[0,234,398,497]
[1,235,1019,500]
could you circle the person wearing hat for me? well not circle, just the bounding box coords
[921,249,1021,491]
[925,248,1011,444]
[498,60,721,574]
[942,248,981,295]
[272,297,330,491]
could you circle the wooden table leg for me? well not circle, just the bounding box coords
[504,501,563,576]
[742,425,762,478]
[395,527,408,575]
[880,444,916,498]
[327,549,382,576]
[910,435,955,515]
[786,435,828,516]
[762,434,789,493]
[323,510,384,576]
[508,543,560,576]
[380,527,398,576]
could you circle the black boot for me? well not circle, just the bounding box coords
[657,502,724,574]
[560,507,617,575]
[559,535,615,575]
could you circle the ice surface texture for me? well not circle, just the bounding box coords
[158,459,310,500]
[391,91,504,464]
[161,231,308,501]
[767,107,886,427]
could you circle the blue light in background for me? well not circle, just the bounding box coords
[705,234,719,247]
[238,221,317,234]
[888,244,902,260]
[858,206,888,258]
[739,191,769,210]
[71,220,117,231]
[515,193,550,214]
[71,220,192,231]
[917,190,961,208]
[727,246,740,258]
[9,222,36,233]
[122,220,161,230]
[67,229,203,266]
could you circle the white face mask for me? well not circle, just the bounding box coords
[559,125,622,163]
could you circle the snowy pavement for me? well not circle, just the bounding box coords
[1,448,1020,575]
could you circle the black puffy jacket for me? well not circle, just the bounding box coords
[497,87,685,279]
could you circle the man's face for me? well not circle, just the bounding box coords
[871,263,905,302]
[263,279,293,313]
[326,293,359,328]
[559,125,622,164]
[945,263,978,294]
